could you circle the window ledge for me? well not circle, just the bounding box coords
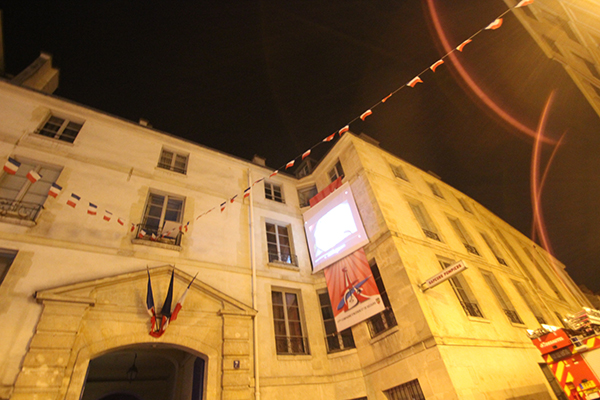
[467,316,491,324]
[26,132,75,147]
[154,166,187,177]
[369,325,399,344]
[276,354,312,361]
[267,262,299,271]
[131,238,182,251]
[327,348,358,358]
[0,215,36,227]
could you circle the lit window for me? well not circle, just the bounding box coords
[328,161,345,183]
[385,379,426,400]
[512,280,546,324]
[158,148,188,174]
[272,290,309,355]
[458,198,472,213]
[428,182,444,199]
[297,185,317,208]
[0,249,17,286]
[390,164,409,181]
[448,217,479,256]
[266,223,296,265]
[265,182,284,203]
[439,260,484,318]
[37,114,83,143]
[0,158,62,222]
[137,191,185,246]
[480,232,507,266]
[409,201,441,241]
[367,261,397,337]
[318,292,355,353]
[481,271,523,324]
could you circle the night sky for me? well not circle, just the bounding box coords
[2,1,600,292]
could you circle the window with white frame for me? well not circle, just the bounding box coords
[481,271,524,324]
[264,181,284,203]
[384,379,426,400]
[0,249,17,286]
[0,158,62,222]
[448,217,480,256]
[367,261,397,337]
[409,201,441,241]
[480,232,508,266]
[272,289,309,355]
[522,246,565,301]
[37,114,83,143]
[158,148,188,174]
[427,182,444,199]
[512,280,547,324]
[439,259,484,318]
[137,191,185,245]
[328,160,344,183]
[390,163,409,181]
[266,222,296,265]
[318,291,355,353]
[297,185,317,208]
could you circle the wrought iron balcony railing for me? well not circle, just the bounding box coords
[134,224,182,246]
[460,301,484,318]
[157,162,186,174]
[0,198,43,222]
[274,335,310,355]
[367,307,398,337]
[268,251,298,266]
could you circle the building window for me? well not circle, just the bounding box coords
[367,261,397,337]
[439,260,484,318]
[137,191,185,245]
[448,217,480,256]
[427,182,444,199]
[328,160,345,183]
[318,292,356,353]
[384,379,426,400]
[522,246,565,301]
[390,164,409,181]
[266,223,297,265]
[265,181,284,203]
[480,232,508,266]
[37,114,83,143]
[409,201,441,241]
[496,229,540,289]
[157,148,188,174]
[0,158,62,222]
[298,185,317,208]
[481,271,524,324]
[0,249,17,286]
[272,290,309,355]
[458,198,472,213]
[512,280,546,324]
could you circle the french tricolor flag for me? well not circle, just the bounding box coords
[323,133,336,142]
[515,0,534,7]
[67,193,80,208]
[456,39,472,52]
[146,269,157,334]
[302,150,311,160]
[485,18,503,30]
[87,203,98,215]
[48,183,62,198]
[407,77,423,87]
[243,187,251,199]
[117,218,125,226]
[339,126,350,135]
[171,273,198,322]
[285,160,295,169]
[3,158,20,175]
[230,194,238,203]
[360,110,372,121]
[27,170,42,183]
[130,223,136,232]
[269,171,278,178]
[138,229,147,238]
[220,201,226,212]
[430,60,444,72]
[103,210,112,221]
[381,93,393,103]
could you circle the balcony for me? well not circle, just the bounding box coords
[268,251,298,266]
[0,198,43,223]
[460,301,484,318]
[132,223,182,248]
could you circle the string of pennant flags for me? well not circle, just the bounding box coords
[3,0,534,240]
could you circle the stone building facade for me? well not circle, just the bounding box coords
[0,70,589,399]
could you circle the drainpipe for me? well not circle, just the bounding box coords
[248,169,260,400]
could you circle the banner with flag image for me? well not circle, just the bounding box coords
[323,248,385,332]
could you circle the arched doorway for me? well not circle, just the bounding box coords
[81,346,205,400]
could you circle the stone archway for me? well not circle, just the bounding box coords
[11,266,256,400]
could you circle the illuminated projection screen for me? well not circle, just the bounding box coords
[303,183,369,273]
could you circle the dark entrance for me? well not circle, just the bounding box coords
[82,347,205,400]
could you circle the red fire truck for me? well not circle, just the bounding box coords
[528,308,600,399]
